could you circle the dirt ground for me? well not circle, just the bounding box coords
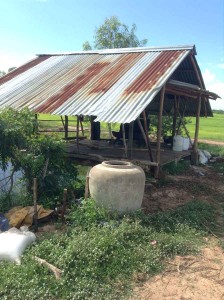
[132,158,224,300]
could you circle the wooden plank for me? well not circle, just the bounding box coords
[155,86,165,178]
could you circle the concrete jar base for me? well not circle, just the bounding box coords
[89,160,145,213]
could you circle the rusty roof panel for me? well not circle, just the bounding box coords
[0,56,51,86]
[124,51,184,94]
[89,52,145,94]
[0,45,214,122]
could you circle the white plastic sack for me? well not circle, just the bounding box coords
[198,150,208,164]
[198,150,212,165]
[202,150,212,160]
[0,227,36,264]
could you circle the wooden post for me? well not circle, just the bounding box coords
[80,118,84,137]
[76,116,80,152]
[122,124,128,158]
[90,116,101,140]
[128,121,134,159]
[155,86,165,178]
[61,189,67,221]
[192,95,202,164]
[172,96,177,137]
[141,112,154,162]
[64,115,68,140]
[33,178,38,232]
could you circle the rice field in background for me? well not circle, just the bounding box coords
[187,113,224,142]
[38,112,224,142]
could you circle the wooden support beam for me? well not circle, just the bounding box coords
[122,124,128,158]
[155,86,165,178]
[80,117,84,137]
[172,96,177,137]
[193,96,202,154]
[141,112,154,162]
[190,54,204,88]
[165,87,198,99]
[128,121,134,159]
[64,115,68,140]
[90,116,100,140]
[60,116,65,128]
[76,116,80,152]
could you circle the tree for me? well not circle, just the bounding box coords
[0,70,6,78]
[82,41,92,51]
[8,67,16,73]
[83,16,147,50]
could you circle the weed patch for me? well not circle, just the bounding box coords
[162,160,190,175]
[0,200,215,300]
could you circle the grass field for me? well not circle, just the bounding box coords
[187,113,224,142]
[38,112,224,142]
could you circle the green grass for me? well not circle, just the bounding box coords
[38,113,224,142]
[0,200,215,300]
[187,113,224,142]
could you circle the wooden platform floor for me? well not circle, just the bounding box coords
[66,139,191,166]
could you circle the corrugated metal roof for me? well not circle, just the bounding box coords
[0,45,217,123]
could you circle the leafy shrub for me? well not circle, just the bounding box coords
[150,115,192,137]
[0,108,77,209]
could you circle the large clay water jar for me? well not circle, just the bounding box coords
[89,160,145,213]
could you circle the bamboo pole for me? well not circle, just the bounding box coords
[33,178,38,232]
[122,124,128,158]
[155,86,165,178]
